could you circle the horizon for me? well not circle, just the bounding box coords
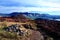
[0,0,60,15]
[0,12,60,16]
[0,11,60,16]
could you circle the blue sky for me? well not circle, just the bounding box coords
[0,0,60,15]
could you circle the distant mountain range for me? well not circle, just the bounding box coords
[0,12,60,21]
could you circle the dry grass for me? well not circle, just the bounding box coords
[0,22,27,26]
[0,29,17,40]
[0,21,54,40]
[0,22,33,40]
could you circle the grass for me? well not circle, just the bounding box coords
[0,29,17,40]
[0,22,32,40]
[0,21,54,40]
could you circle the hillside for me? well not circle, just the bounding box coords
[0,13,30,22]
[0,12,60,20]
[0,12,60,40]
[35,18,60,40]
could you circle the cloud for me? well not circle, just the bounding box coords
[0,0,60,15]
[0,0,60,7]
[0,0,35,7]
[0,6,60,13]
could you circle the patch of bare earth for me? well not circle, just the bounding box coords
[26,30,44,40]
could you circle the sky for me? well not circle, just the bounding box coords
[0,0,60,15]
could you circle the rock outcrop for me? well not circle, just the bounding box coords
[2,24,44,40]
